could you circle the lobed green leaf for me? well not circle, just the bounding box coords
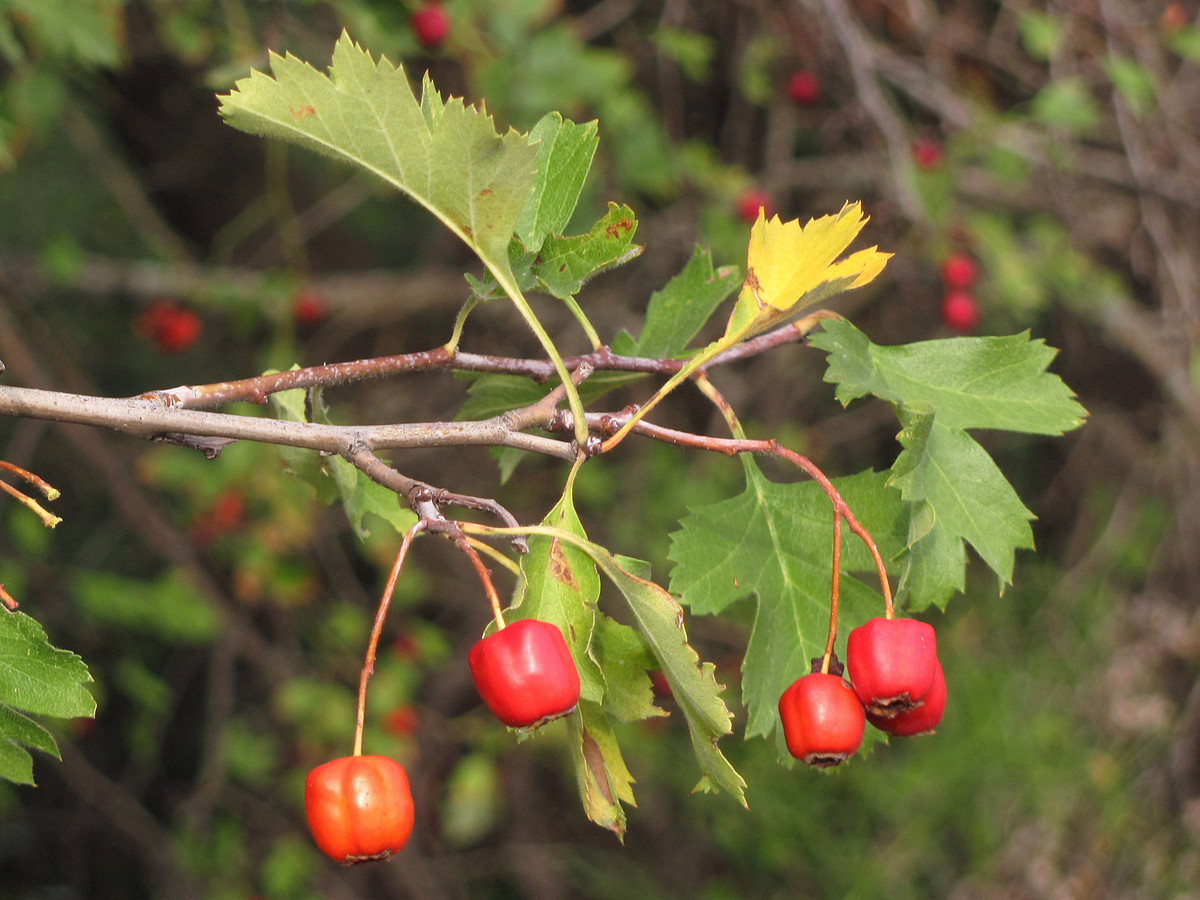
[218,31,539,281]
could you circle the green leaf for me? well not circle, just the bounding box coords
[810,319,1087,435]
[591,614,663,724]
[508,480,605,705]
[516,113,598,249]
[533,202,641,300]
[631,245,742,359]
[1166,25,1200,64]
[218,31,539,282]
[74,570,221,643]
[585,548,745,803]
[516,524,745,804]
[0,611,95,784]
[890,410,1035,592]
[0,704,59,785]
[270,379,417,539]
[1029,76,1101,135]
[454,373,552,422]
[668,466,906,748]
[567,700,636,836]
[810,319,1086,598]
[1104,55,1156,118]
[1017,10,1062,62]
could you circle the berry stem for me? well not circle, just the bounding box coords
[820,509,843,674]
[456,533,507,631]
[355,520,426,757]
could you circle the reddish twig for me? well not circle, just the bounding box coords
[354,519,427,757]
[136,321,820,410]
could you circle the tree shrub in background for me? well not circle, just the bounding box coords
[0,2,1197,898]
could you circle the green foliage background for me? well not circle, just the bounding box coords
[1,1,1197,898]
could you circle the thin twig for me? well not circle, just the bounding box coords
[0,459,60,499]
[355,520,426,757]
[137,320,816,410]
[0,385,577,461]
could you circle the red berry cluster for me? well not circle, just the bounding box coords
[778,617,946,767]
[304,617,579,864]
[938,251,981,334]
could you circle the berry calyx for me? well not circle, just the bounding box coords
[939,252,979,291]
[941,290,980,334]
[411,5,449,50]
[304,755,414,864]
[736,189,773,224]
[867,660,946,736]
[778,672,865,767]
[786,69,820,106]
[846,617,939,718]
[468,618,581,728]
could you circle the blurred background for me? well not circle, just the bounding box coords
[1,0,1199,897]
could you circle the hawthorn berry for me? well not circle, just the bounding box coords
[786,69,820,106]
[293,288,327,328]
[778,672,865,767]
[468,618,581,728]
[736,189,773,224]
[867,660,946,736]
[411,4,449,50]
[135,300,202,354]
[941,290,980,334]
[304,755,414,864]
[846,617,939,718]
[912,137,944,171]
[188,488,246,545]
[939,252,979,291]
[384,705,418,737]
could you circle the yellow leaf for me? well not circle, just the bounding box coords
[724,202,891,340]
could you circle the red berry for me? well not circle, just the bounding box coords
[941,290,980,334]
[304,755,414,864]
[649,669,673,699]
[135,300,202,354]
[786,70,820,106]
[293,288,327,328]
[384,705,418,737]
[867,660,946,736]
[189,488,246,544]
[912,137,944,171]
[468,618,581,728]
[778,672,865,767]
[939,252,979,291]
[846,617,939,718]
[411,5,449,50]
[736,189,773,224]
